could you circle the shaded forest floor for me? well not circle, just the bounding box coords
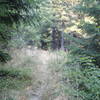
[5,47,68,100]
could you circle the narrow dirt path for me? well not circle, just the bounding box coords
[21,49,55,100]
[30,50,51,100]
[24,49,65,100]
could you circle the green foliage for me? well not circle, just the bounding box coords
[54,54,100,100]
[64,67,100,100]
[0,67,32,91]
[0,0,48,62]
[49,50,100,100]
[0,0,100,99]
[77,0,100,23]
[0,66,32,100]
[81,23,99,34]
[0,51,11,63]
[0,0,47,99]
[73,0,100,66]
[58,1,100,99]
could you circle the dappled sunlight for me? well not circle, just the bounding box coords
[0,0,100,100]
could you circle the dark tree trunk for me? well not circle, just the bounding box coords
[51,27,57,50]
[61,31,64,50]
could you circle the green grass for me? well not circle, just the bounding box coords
[0,66,32,100]
[0,66,32,91]
[49,52,100,100]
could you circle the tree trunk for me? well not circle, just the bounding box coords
[61,32,64,50]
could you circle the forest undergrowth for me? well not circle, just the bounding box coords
[1,47,100,100]
[0,47,69,100]
[0,0,100,100]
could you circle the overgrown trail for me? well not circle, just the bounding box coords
[9,48,67,100]
[25,49,65,100]
[28,50,53,100]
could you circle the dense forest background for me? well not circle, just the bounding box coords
[0,0,100,100]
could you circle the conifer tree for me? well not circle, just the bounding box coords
[75,0,100,66]
[0,0,44,62]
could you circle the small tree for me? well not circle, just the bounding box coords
[0,0,46,62]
